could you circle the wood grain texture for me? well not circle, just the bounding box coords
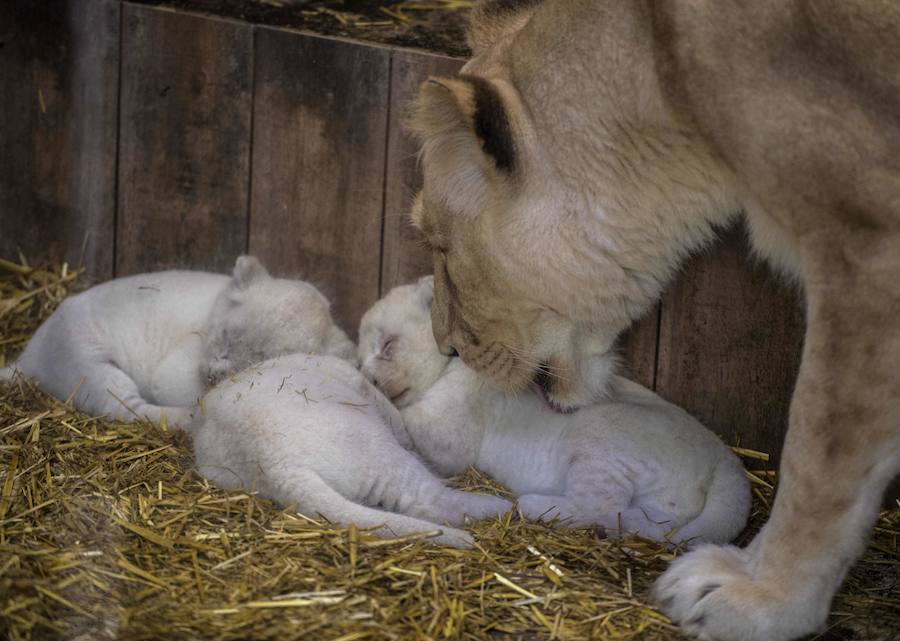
[116,4,252,276]
[617,305,660,391]
[656,224,805,462]
[380,50,463,294]
[0,0,119,281]
[249,29,390,338]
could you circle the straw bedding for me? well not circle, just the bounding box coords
[1,260,897,641]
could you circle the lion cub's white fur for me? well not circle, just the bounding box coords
[191,353,511,547]
[359,278,750,544]
[1,256,354,426]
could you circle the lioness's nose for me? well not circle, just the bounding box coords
[436,335,458,357]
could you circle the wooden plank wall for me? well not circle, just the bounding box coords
[116,5,253,275]
[250,31,390,339]
[0,0,120,281]
[0,1,811,467]
[657,227,805,461]
[381,50,462,293]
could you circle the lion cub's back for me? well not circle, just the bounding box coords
[85,270,228,335]
[14,270,228,398]
[581,377,738,499]
[193,354,398,495]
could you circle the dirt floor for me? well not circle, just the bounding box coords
[130,0,473,57]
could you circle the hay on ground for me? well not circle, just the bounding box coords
[0,259,897,641]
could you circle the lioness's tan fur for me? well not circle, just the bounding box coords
[410,1,900,640]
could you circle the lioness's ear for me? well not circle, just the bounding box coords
[411,75,522,216]
[416,275,435,310]
[232,255,269,289]
[415,75,517,173]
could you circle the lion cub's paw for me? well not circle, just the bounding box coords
[462,494,514,522]
[517,494,573,523]
[652,544,825,641]
[432,527,474,549]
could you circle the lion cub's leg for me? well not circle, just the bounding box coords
[516,493,583,523]
[78,362,194,427]
[518,462,683,540]
[655,267,900,641]
[149,333,206,407]
[517,458,633,529]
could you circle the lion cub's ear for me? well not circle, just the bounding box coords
[232,255,270,290]
[411,75,522,214]
[416,275,435,310]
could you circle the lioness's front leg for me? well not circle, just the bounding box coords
[655,276,900,641]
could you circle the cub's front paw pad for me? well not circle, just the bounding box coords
[652,544,822,641]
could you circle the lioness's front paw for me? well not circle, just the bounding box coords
[652,544,826,641]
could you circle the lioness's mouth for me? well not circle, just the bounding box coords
[531,366,576,415]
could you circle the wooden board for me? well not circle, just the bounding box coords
[655,224,805,462]
[380,50,463,295]
[617,305,660,391]
[0,0,119,281]
[249,29,390,338]
[116,3,252,276]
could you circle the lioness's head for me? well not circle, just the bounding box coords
[409,75,622,411]
[204,256,356,384]
[409,1,739,410]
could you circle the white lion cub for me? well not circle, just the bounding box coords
[358,277,751,544]
[190,353,512,547]
[1,256,354,426]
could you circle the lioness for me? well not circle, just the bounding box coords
[409,1,900,640]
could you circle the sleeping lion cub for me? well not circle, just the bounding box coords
[191,353,511,547]
[1,256,354,426]
[358,277,750,544]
